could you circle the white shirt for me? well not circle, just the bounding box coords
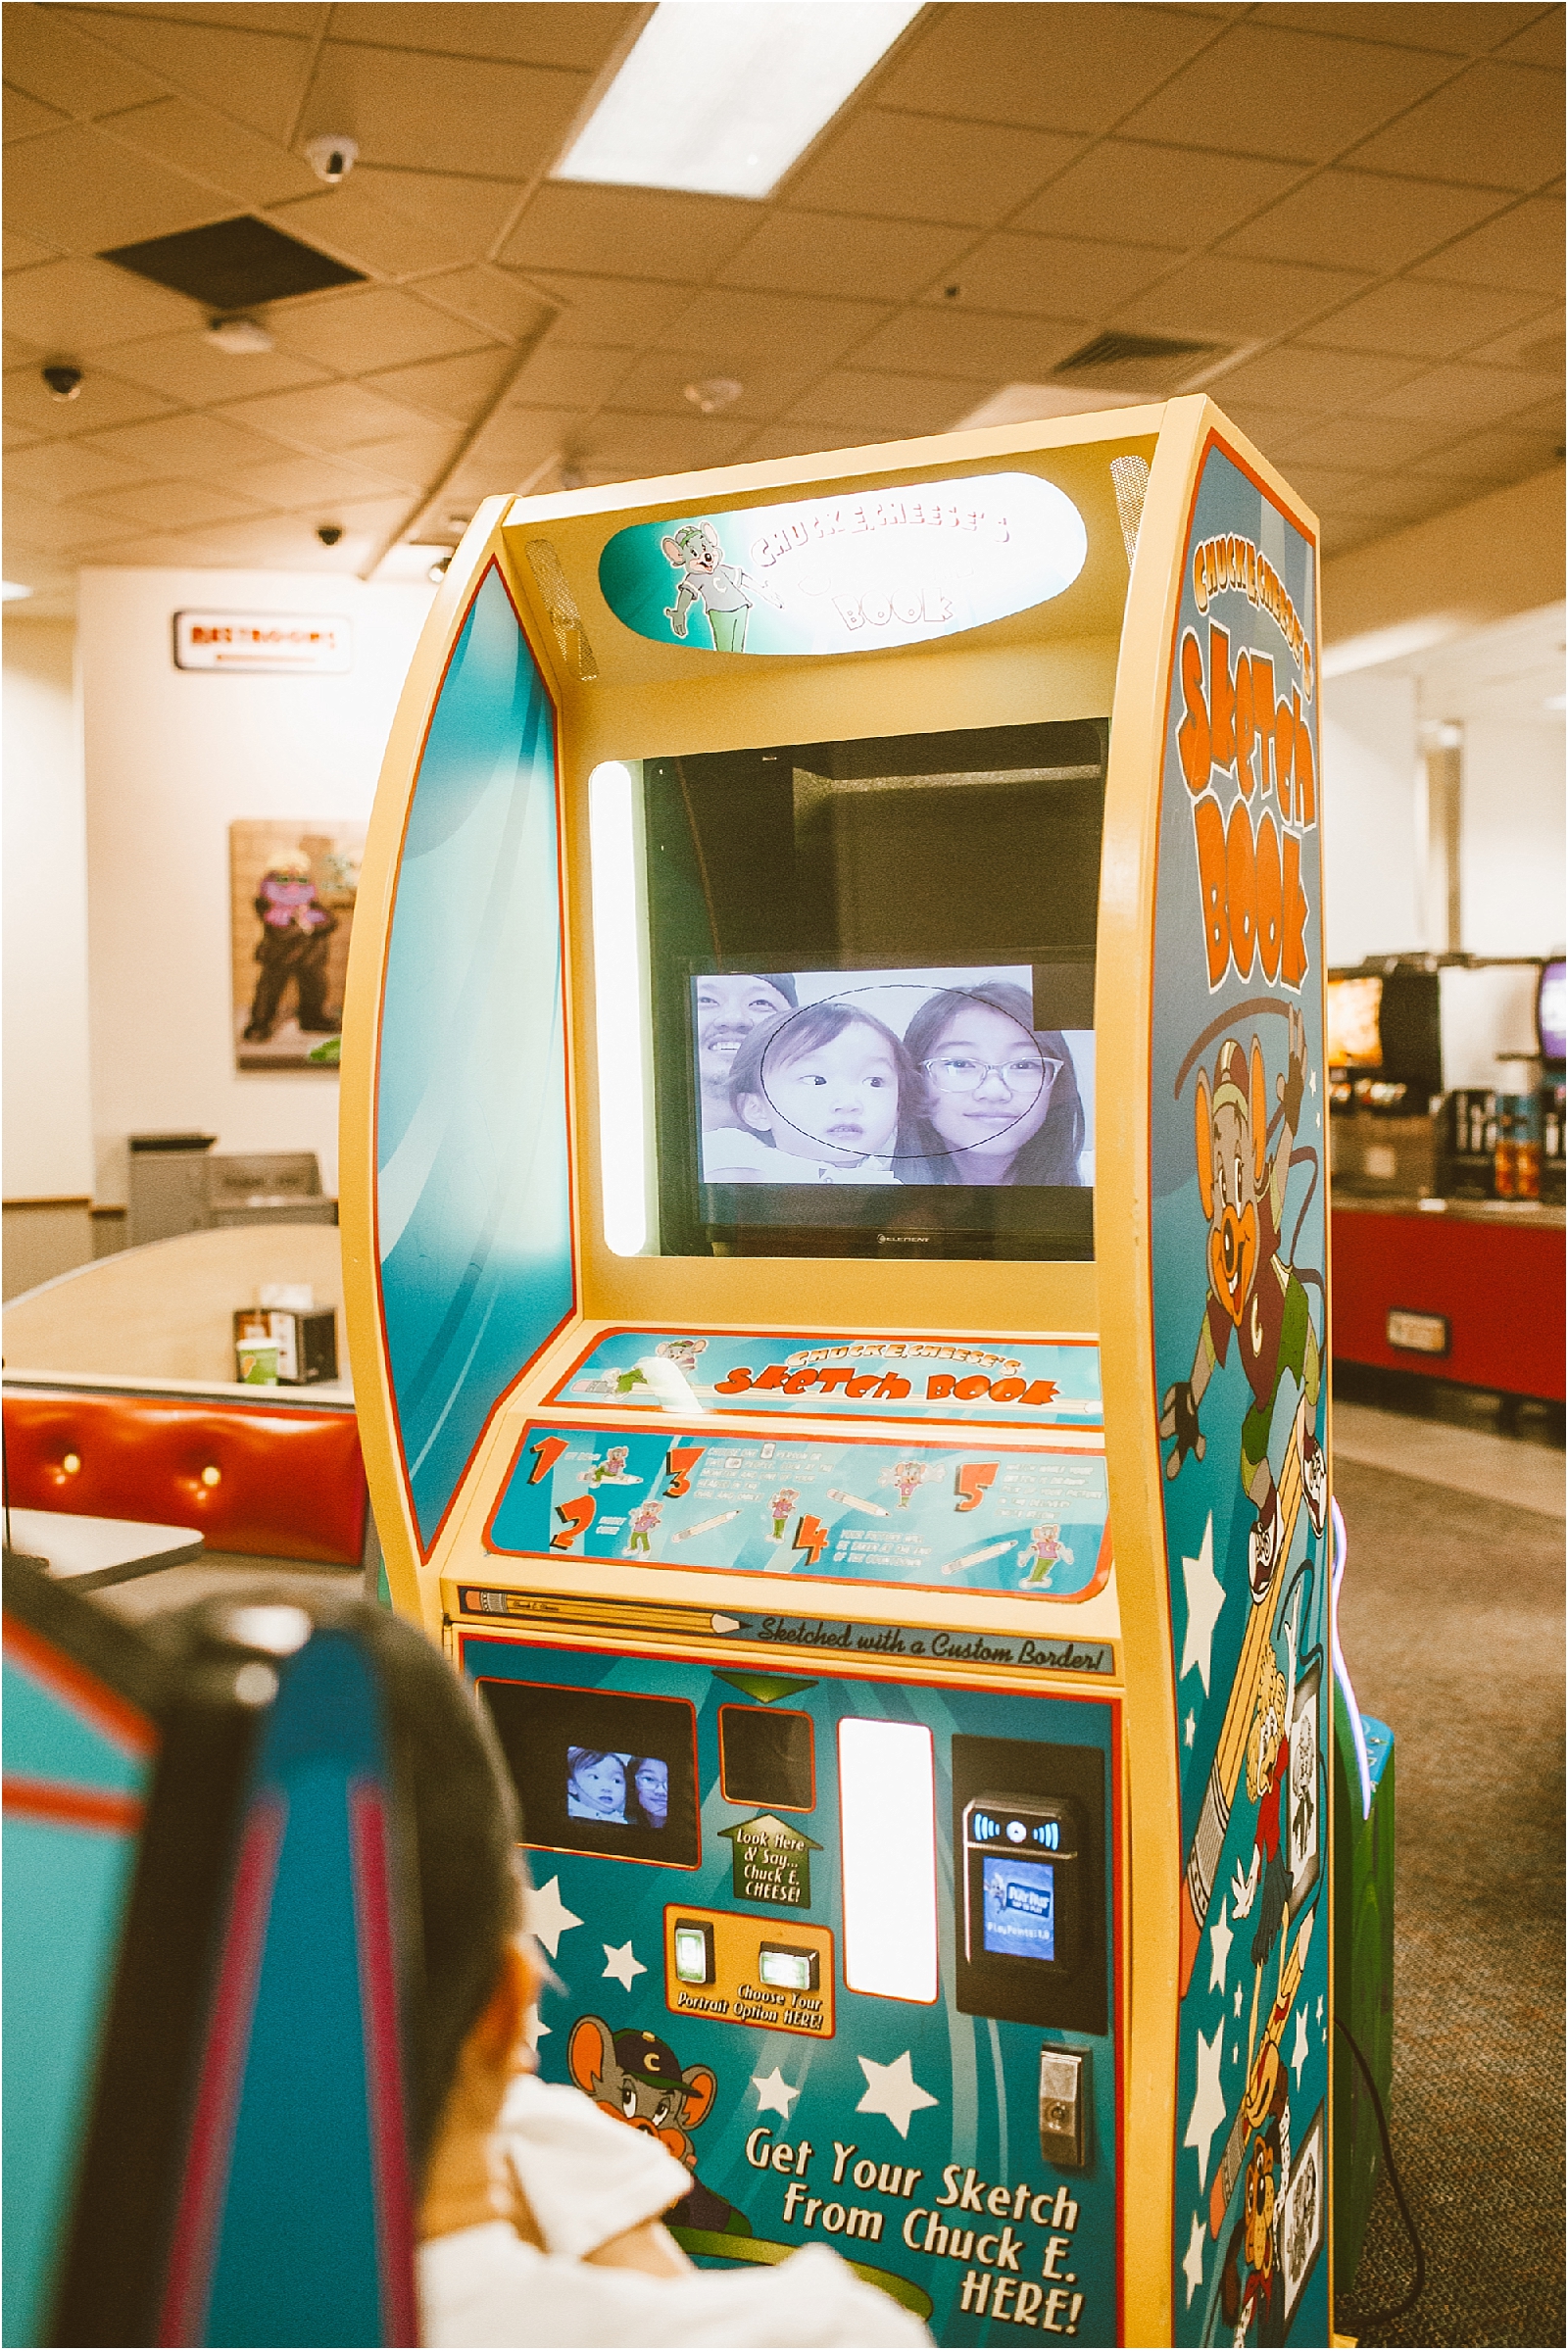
[704,1128,900,1184]
[419,2074,929,2348]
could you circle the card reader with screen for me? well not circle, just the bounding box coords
[962,1793,1084,1974]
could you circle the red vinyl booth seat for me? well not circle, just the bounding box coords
[3,1391,368,1564]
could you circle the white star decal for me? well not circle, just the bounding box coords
[1184,1710,1196,1749]
[1181,1514,1226,1696]
[752,2065,802,2120]
[1184,2020,1228,2189]
[522,1874,583,1958]
[1208,1898,1234,1994]
[1291,2002,1310,2087]
[856,2050,939,2139]
[524,2003,550,2049]
[1182,2210,1206,2306]
[1316,1994,1324,2024]
[602,1939,647,1991]
[1234,1984,1244,2017]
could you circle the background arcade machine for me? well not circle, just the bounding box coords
[340,399,1337,2346]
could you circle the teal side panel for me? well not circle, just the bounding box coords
[1150,440,1331,2344]
[1332,1704,1394,2289]
[2,1646,152,2350]
[464,1638,1121,2346]
[376,562,573,1550]
[201,1636,392,2348]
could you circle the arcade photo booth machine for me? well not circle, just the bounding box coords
[340,397,1343,2346]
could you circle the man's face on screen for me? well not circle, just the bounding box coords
[694,975,792,1102]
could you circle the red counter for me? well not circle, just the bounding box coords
[1331,1197,1565,1400]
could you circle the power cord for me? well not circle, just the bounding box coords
[1334,2016,1427,2330]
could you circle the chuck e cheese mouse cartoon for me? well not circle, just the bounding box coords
[567,2016,750,2235]
[1158,1003,1326,1591]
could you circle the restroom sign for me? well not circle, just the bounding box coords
[173,612,352,672]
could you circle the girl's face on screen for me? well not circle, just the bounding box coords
[921,1004,1056,1169]
[571,1754,626,1818]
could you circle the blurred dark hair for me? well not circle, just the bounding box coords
[728,1001,915,1135]
[894,980,1085,1185]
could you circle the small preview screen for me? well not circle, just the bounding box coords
[565,1746,670,1832]
[981,1854,1056,1963]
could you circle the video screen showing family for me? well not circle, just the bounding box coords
[565,1746,670,1833]
[692,965,1094,1191]
[982,1855,1057,1963]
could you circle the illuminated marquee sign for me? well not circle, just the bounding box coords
[173,612,352,673]
[597,472,1087,658]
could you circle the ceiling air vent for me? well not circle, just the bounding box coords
[1054,331,1224,391]
[99,217,365,311]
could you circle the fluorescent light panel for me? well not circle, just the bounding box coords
[588,761,653,1256]
[839,1716,939,2002]
[557,1,921,200]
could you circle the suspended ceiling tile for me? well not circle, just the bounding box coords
[930,231,1175,320]
[306,41,589,180]
[1408,423,1566,478]
[1206,402,1324,455]
[413,265,555,344]
[77,407,294,481]
[1117,24,1453,162]
[520,271,702,350]
[1462,310,1565,372]
[852,307,1087,384]
[105,330,329,405]
[875,0,1221,131]
[329,3,639,73]
[3,328,46,365]
[266,182,479,280]
[5,82,70,141]
[1016,141,1298,251]
[1494,9,1567,68]
[2,419,44,449]
[268,285,500,372]
[1298,277,1552,360]
[734,421,863,465]
[501,184,757,283]
[350,168,527,263]
[2,228,61,269]
[1209,341,1427,409]
[1498,394,1568,432]
[4,435,147,498]
[2,359,180,437]
[717,211,972,305]
[84,476,274,528]
[1346,62,1566,188]
[74,526,240,566]
[576,409,751,476]
[1114,253,1369,342]
[99,95,318,209]
[5,122,230,256]
[1411,195,1566,293]
[4,489,146,555]
[66,9,316,142]
[363,345,516,423]
[5,4,170,117]
[457,405,578,471]
[1366,359,1560,424]
[1223,171,1507,274]
[502,341,635,412]
[214,378,436,454]
[1263,4,1546,54]
[653,287,889,369]
[785,112,1084,228]
[334,425,466,489]
[783,368,972,437]
[1283,411,1493,469]
[222,451,402,509]
[605,352,816,423]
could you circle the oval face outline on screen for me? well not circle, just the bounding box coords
[597,473,1089,659]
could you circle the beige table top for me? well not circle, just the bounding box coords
[5,1507,204,1589]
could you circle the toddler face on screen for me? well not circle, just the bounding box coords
[732,1004,907,1167]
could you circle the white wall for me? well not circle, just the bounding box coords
[1319,668,1421,967]
[3,615,93,1199]
[1460,717,1567,957]
[79,567,434,1206]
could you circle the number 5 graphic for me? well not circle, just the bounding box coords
[956,1462,998,1512]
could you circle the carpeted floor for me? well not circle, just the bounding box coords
[1332,1453,1565,2349]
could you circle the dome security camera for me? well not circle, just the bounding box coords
[316,523,344,548]
[304,134,358,185]
[42,363,83,401]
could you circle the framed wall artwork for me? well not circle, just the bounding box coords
[229,820,365,1071]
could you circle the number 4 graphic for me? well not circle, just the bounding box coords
[956,1463,998,1512]
[793,1514,828,1567]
